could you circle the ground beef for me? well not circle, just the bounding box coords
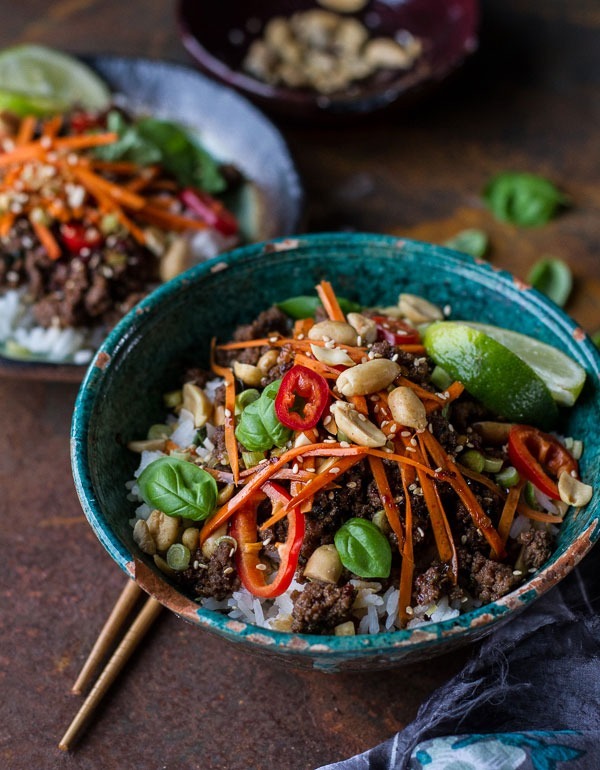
[211,425,228,465]
[428,411,458,454]
[183,367,213,388]
[469,552,520,603]
[291,581,357,634]
[369,340,433,386]
[179,541,239,600]
[517,529,553,570]
[261,344,294,387]
[232,306,292,342]
[413,561,453,605]
[450,398,495,434]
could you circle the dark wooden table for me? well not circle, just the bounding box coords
[1,2,598,768]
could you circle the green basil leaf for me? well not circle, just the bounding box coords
[444,228,489,258]
[94,112,226,193]
[483,172,568,227]
[276,295,362,319]
[234,380,292,451]
[138,456,218,521]
[527,257,573,307]
[334,518,392,579]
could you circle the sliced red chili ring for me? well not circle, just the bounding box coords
[59,222,104,254]
[180,187,238,236]
[230,482,305,599]
[508,424,578,500]
[274,364,329,431]
[371,315,421,345]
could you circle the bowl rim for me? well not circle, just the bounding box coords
[71,232,600,659]
[176,0,481,113]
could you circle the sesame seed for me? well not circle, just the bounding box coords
[40,136,52,149]
[269,336,278,343]
[461,535,467,544]
[461,596,469,603]
[391,354,399,362]
[389,424,398,434]
[358,413,367,422]
[417,527,424,537]
[405,446,416,452]
[528,568,536,573]
[370,394,380,402]
[405,606,414,615]
[292,463,299,474]
[306,467,315,473]
[356,335,362,346]
[329,466,340,474]
[382,446,393,453]
[229,548,235,558]
[435,467,443,473]
[328,491,335,500]
[410,437,417,446]
[323,415,332,426]
[193,560,199,570]
[513,570,522,576]
[455,445,464,452]
[223,566,234,575]
[256,563,267,571]
[224,408,232,418]
[347,481,357,489]
[339,441,350,449]
[297,333,305,340]
[401,430,411,437]
[262,537,272,546]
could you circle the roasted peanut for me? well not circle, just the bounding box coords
[310,343,355,367]
[146,509,180,552]
[133,519,156,555]
[472,421,514,445]
[334,620,356,636]
[257,349,279,375]
[181,527,200,553]
[397,293,443,324]
[332,400,387,447]
[308,320,358,345]
[201,524,228,559]
[127,437,167,453]
[233,360,263,387]
[346,312,377,343]
[364,38,415,70]
[336,358,400,397]
[387,386,427,431]
[303,544,343,583]
[558,472,593,507]
[159,237,190,282]
[182,382,212,428]
[153,553,175,576]
[317,0,368,12]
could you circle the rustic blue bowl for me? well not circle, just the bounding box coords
[71,233,600,671]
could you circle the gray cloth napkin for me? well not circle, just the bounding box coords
[317,543,600,770]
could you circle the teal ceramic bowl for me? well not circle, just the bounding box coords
[71,233,600,671]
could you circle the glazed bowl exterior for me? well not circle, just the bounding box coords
[71,233,600,671]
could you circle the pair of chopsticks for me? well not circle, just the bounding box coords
[59,580,162,751]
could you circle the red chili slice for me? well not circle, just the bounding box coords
[230,482,305,598]
[59,222,103,254]
[371,315,421,345]
[508,425,578,500]
[180,188,239,236]
[274,364,329,431]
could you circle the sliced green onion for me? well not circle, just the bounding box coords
[460,449,485,473]
[242,450,266,469]
[100,212,120,234]
[193,426,207,446]
[496,466,520,488]
[235,388,260,414]
[3,339,32,359]
[483,456,504,473]
[170,450,191,462]
[527,257,572,307]
[163,389,182,408]
[524,481,541,509]
[430,365,453,390]
[147,423,174,440]
[166,543,191,571]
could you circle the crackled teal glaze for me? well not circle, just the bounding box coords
[71,233,600,671]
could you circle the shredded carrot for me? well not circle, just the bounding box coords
[71,166,147,210]
[350,395,369,416]
[398,463,415,627]
[292,352,341,379]
[136,204,208,232]
[458,464,505,498]
[293,318,314,338]
[419,467,458,582]
[200,442,369,543]
[29,217,61,260]
[419,431,505,557]
[316,280,346,322]
[516,501,564,524]
[0,143,44,167]
[91,159,149,175]
[42,115,63,139]
[16,115,37,146]
[52,132,119,151]
[0,211,15,238]
[366,447,439,477]
[495,480,526,556]
[210,338,239,485]
[280,455,366,518]
[367,455,404,547]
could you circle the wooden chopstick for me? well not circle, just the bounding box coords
[59,584,163,751]
[72,579,143,695]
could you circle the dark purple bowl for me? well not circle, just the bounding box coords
[178,0,479,120]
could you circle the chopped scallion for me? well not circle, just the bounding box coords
[147,423,173,440]
[235,388,260,414]
[483,456,504,473]
[430,365,453,390]
[166,543,191,571]
[496,466,520,488]
[460,449,485,473]
[242,450,266,468]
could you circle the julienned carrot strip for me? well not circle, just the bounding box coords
[394,375,446,404]
[91,159,150,175]
[42,115,62,139]
[71,166,147,210]
[114,207,147,245]
[398,463,415,627]
[316,280,346,322]
[293,352,341,379]
[418,467,458,582]
[0,143,44,166]
[366,448,439,477]
[217,337,367,361]
[199,442,368,543]
[0,211,15,238]
[16,115,37,146]
[30,218,61,260]
[281,455,365,515]
[136,204,209,231]
[398,345,427,355]
[516,501,564,524]
[444,381,465,402]
[367,455,404,548]
[458,465,505,498]
[419,431,505,557]
[53,132,118,150]
[294,318,314,338]
[350,395,368,415]
[210,339,239,485]
[495,480,526,556]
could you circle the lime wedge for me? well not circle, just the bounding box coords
[0,45,110,114]
[463,322,586,407]
[423,321,559,428]
[0,89,67,117]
